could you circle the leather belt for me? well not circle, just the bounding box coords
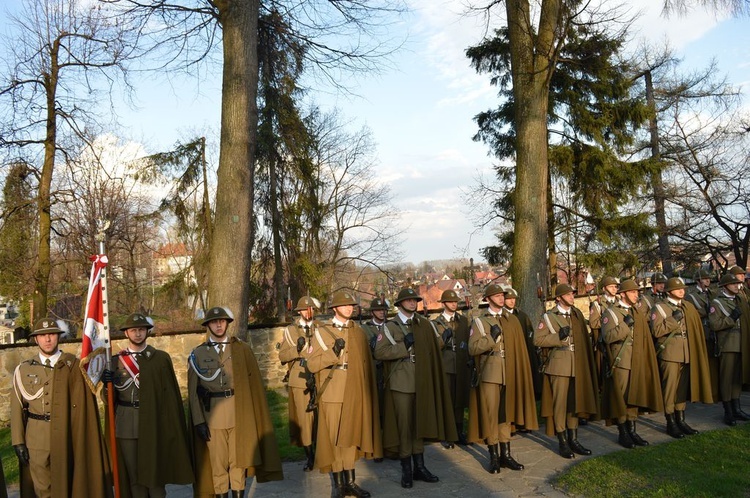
[118,400,140,408]
[208,389,235,398]
[483,350,505,358]
[557,344,575,352]
[27,412,51,421]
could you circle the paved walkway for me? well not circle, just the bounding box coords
[6,393,747,497]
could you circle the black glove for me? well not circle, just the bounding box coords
[14,443,29,465]
[296,336,306,353]
[196,422,211,442]
[101,369,114,384]
[369,335,377,352]
[623,314,635,328]
[730,307,743,321]
[442,327,453,343]
[672,308,684,322]
[490,324,502,341]
[333,338,346,357]
[404,333,415,350]
[558,326,571,341]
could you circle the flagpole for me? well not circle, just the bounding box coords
[96,221,121,498]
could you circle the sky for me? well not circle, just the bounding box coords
[2,0,749,265]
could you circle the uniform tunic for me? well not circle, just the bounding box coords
[106,345,194,498]
[305,319,382,473]
[600,301,663,423]
[432,311,471,421]
[534,306,599,435]
[278,319,317,447]
[651,299,714,413]
[709,293,746,401]
[374,313,457,458]
[11,351,112,498]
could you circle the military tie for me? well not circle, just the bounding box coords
[217,343,225,360]
[45,358,52,378]
[405,319,412,326]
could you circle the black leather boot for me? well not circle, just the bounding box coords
[231,490,244,498]
[723,402,737,426]
[626,420,649,446]
[487,444,500,474]
[675,410,699,435]
[343,469,371,498]
[412,453,439,483]
[331,471,346,498]
[731,399,750,421]
[567,428,592,455]
[616,423,635,448]
[400,457,413,489]
[556,431,574,459]
[215,494,229,498]
[457,421,469,445]
[303,445,315,471]
[666,413,687,437]
[499,442,524,470]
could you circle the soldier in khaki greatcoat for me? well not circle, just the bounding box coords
[432,289,471,447]
[278,296,320,471]
[534,284,599,459]
[374,288,457,489]
[189,306,283,498]
[304,291,381,498]
[650,277,713,439]
[709,273,750,425]
[102,313,194,498]
[468,284,537,474]
[600,279,663,449]
[12,318,112,498]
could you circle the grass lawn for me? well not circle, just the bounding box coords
[554,423,750,497]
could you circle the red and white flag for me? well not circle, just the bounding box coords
[79,255,111,391]
[82,254,110,358]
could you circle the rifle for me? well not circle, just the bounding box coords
[302,318,318,412]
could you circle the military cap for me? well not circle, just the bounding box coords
[719,273,741,287]
[329,290,358,308]
[119,313,153,331]
[294,296,320,311]
[201,306,235,326]
[554,283,575,298]
[29,317,63,337]
[600,276,619,289]
[728,265,746,276]
[618,279,640,293]
[695,269,713,280]
[483,283,504,299]
[439,289,460,302]
[394,288,422,305]
[652,272,668,284]
[503,286,519,299]
[665,277,687,292]
[368,297,390,311]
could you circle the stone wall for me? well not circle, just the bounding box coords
[0,325,288,426]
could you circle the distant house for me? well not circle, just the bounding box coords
[153,242,193,285]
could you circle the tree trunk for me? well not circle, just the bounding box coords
[645,70,673,275]
[207,0,260,340]
[505,0,560,319]
[33,41,61,324]
[270,157,286,321]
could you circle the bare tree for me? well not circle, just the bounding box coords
[108,0,405,336]
[0,0,137,321]
[662,0,750,16]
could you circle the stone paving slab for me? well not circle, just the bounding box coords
[5,393,746,497]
